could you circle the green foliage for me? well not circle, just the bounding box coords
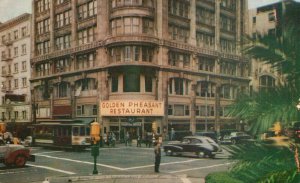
[218,144,300,183]
[229,2,300,135]
[228,86,299,134]
[205,172,243,183]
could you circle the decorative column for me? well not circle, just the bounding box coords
[190,82,197,134]
[215,84,221,133]
[71,0,78,47]
[189,0,196,46]
[215,0,221,51]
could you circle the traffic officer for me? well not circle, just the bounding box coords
[154,137,161,173]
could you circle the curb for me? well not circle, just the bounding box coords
[42,174,205,183]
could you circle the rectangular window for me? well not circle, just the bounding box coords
[22,111,27,120]
[268,12,275,21]
[22,61,26,71]
[14,79,18,89]
[145,75,152,92]
[174,105,184,116]
[22,44,26,55]
[76,106,82,116]
[22,78,27,87]
[168,105,173,115]
[14,63,18,73]
[123,72,140,92]
[185,105,190,116]
[14,30,18,40]
[111,75,118,92]
[22,27,27,37]
[92,105,97,115]
[14,47,18,57]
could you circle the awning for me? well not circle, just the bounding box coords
[35,118,95,126]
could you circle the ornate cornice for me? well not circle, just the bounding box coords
[0,13,31,31]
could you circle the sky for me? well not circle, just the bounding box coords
[0,0,297,22]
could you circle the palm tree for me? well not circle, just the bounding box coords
[229,1,300,135]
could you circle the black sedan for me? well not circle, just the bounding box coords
[163,136,222,158]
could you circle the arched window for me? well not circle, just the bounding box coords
[195,81,215,97]
[220,85,236,99]
[259,75,275,92]
[55,82,70,98]
[169,78,189,95]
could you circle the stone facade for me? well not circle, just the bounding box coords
[31,0,249,140]
[246,2,285,93]
[0,13,32,136]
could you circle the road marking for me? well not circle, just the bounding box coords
[27,164,76,175]
[124,159,202,170]
[169,162,233,173]
[0,170,27,175]
[181,178,192,183]
[35,154,124,170]
[33,151,63,155]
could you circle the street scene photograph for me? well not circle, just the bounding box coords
[0,0,300,182]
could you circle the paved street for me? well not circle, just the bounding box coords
[0,144,232,183]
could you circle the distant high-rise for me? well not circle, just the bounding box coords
[31,0,249,139]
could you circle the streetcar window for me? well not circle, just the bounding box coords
[86,127,90,136]
[63,127,67,136]
[58,127,62,136]
[80,127,85,136]
[73,127,79,136]
[67,128,71,136]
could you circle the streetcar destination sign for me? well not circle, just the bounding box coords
[100,100,164,116]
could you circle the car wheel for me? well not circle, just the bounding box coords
[165,150,173,156]
[231,139,236,144]
[14,155,27,167]
[196,151,205,158]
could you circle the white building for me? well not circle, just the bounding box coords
[0,13,32,137]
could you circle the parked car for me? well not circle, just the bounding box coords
[163,136,222,158]
[222,132,253,144]
[194,131,218,143]
[0,139,35,167]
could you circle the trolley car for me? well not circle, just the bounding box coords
[33,120,92,149]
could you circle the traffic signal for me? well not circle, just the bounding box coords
[90,121,101,144]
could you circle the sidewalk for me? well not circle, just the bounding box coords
[40,174,205,183]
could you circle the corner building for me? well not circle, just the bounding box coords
[31,0,249,140]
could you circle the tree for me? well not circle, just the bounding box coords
[229,1,300,135]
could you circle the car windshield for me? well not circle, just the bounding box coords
[182,138,190,144]
[205,138,215,144]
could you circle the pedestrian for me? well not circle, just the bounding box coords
[154,138,161,173]
[125,132,129,146]
[137,135,141,147]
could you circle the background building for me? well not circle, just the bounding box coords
[0,13,32,138]
[246,1,292,93]
[31,0,249,140]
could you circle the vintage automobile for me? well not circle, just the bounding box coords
[0,139,35,167]
[222,132,253,144]
[194,131,218,143]
[163,136,222,158]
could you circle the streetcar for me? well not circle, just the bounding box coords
[33,120,92,150]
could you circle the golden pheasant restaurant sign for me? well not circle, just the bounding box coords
[100,100,164,116]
